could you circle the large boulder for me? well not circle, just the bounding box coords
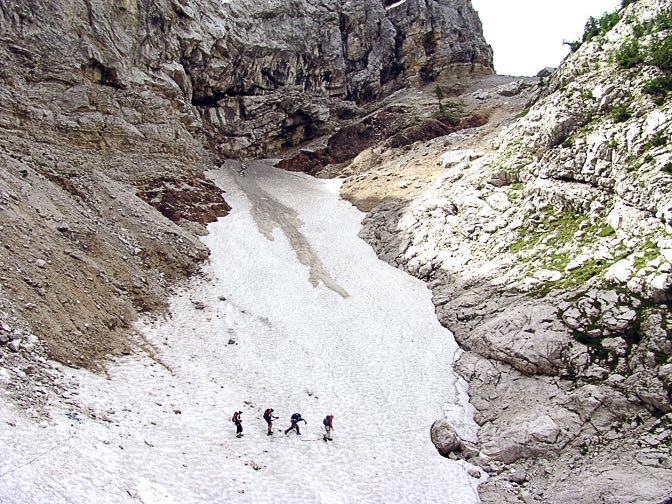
[430,420,461,457]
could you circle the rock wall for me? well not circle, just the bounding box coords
[0,0,493,160]
[192,0,493,157]
[353,1,672,502]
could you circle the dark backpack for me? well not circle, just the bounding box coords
[232,413,239,423]
[291,413,301,422]
[323,415,332,426]
[264,409,272,420]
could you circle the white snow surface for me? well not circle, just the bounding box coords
[0,161,482,503]
[385,0,408,10]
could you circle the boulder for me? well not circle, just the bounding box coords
[430,420,461,457]
[527,415,560,444]
[649,274,672,303]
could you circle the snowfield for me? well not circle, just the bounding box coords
[0,162,482,503]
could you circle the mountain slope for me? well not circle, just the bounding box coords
[340,1,672,502]
[0,0,492,381]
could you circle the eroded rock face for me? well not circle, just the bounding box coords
[0,0,493,160]
[349,1,672,502]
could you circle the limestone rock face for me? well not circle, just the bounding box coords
[0,0,492,159]
[350,1,672,502]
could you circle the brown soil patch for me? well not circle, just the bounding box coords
[136,174,232,224]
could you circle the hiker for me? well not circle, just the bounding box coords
[284,412,307,436]
[263,408,279,436]
[322,414,334,441]
[232,410,243,438]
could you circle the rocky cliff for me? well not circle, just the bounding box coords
[347,0,672,502]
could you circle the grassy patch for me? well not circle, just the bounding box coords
[509,208,587,254]
[515,108,530,119]
[633,239,660,270]
[599,224,616,237]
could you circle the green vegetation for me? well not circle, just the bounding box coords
[515,108,530,119]
[662,162,672,174]
[611,105,632,122]
[509,206,629,297]
[632,9,672,39]
[564,40,583,53]
[564,7,622,52]
[654,9,672,31]
[650,34,672,71]
[506,183,524,203]
[633,239,660,270]
[434,84,445,115]
[643,75,672,105]
[531,258,611,297]
[569,259,608,284]
[599,224,616,237]
[509,207,585,255]
[433,99,464,124]
[612,9,672,104]
[646,132,669,150]
[616,39,644,68]
[583,11,621,43]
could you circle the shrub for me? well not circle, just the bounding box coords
[633,23,646,38]
[654,9,672,31]
[568,8,622,51]
[617,39,644,68]
[564,39,583,52]
[435,84,445,114]
[611,105,632,122]
[663,162,672,174]
[582,12,621,42]
[649,133,669,148]
[643,75,672,104]
[650,34,672,71]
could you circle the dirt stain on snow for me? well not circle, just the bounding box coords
[230,161,350,299]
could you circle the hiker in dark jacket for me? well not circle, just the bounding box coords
[232,411,243,438]
[263,408,279,436]
[284,412,307,436]
[322,414,334,441]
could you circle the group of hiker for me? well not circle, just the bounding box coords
[232,409,335,441]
